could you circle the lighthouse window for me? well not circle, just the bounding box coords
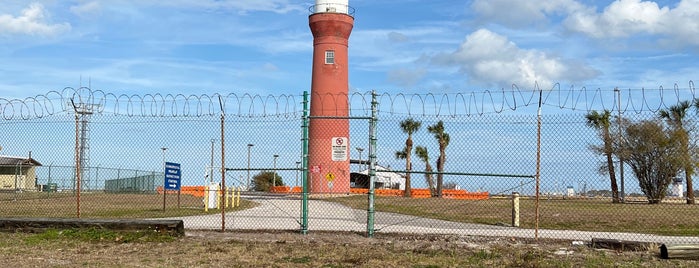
[325,50,335,64]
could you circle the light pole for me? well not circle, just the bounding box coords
[209,139,215,183]
[295,161,301,187]
[161,147,167,211]
[356,147,364,172]
[614,87,625,203]
[247,144,253,190]
[273,154,279,188]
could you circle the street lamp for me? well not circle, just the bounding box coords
[356,147,364,172]
[209,139,215,183]
[247,144,253,190]
[295,161,301,187]
[161,147,167,211]
[614,88,625,203]
[273,154,279,188]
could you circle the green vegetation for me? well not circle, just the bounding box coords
[252,171,284,191]
[395,117,422,197]
[427,120,450,197]
[585,109,620,203]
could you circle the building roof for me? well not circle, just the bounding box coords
[0,155,42,166]
[356,165,405,182]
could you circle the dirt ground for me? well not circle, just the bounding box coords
[1,230,697,267]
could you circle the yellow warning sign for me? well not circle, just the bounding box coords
[325,172,335,182]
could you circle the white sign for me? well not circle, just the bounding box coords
[331,137,348,161]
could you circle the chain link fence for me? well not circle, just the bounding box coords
[1,88,698,243]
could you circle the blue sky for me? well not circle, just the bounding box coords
[1,0,697,99]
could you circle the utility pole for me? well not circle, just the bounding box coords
[356,147,364,172]
[247,144,253,191]
[615,88,625,203]
[210,139,215,183]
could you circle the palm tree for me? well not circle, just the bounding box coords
[661,100,694,204]
[415,146,435,196]
[585,110,620,203]
[427,121,449,198]
[395,118,421,197]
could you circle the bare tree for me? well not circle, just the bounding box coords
[585,110,620,203]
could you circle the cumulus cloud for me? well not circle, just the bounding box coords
[0,3,70,36]
[471,0,585,28]
[473,0,699,47]
[432,29,599,89]
[563,0,670,38]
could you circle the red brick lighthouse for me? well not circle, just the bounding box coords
[308,0,354,193]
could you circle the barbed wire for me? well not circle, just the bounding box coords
[1,81,696,120]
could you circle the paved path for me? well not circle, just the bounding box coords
[171,195,699,244]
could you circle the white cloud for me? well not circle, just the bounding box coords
[70,1,102,18]
[432,29,599,89]
[0,3,70,36]
[562,0,699,46]
[564,0,670,38]
[141,0,305,14]
[471,0,584,28]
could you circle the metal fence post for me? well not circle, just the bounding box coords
[367,90,378,238]
[301,91,310,234]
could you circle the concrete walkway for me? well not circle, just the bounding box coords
[172,195,699,244]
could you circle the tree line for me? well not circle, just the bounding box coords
[586,100,699,204]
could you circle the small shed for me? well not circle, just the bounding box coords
[0,155,43,191]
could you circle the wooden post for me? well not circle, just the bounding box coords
[512,192,520,227]
[661,244,699,260]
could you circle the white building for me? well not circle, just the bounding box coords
[352,165,405,190]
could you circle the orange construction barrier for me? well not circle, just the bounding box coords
[346,188,489,200]
[270,186,291,193]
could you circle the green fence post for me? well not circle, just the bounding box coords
[301,91,310,234]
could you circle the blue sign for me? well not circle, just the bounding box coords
[164,162,181,190]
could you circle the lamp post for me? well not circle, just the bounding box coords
[273,154,279,188]
[247,144,253,191]
[161,147,167,211]
[356,147,364,172]
[614,88,625,203]
[295,161,301,187]
[209,139,215,183]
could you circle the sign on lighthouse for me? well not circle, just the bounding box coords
[308,0,354,193]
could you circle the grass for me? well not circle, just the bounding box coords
[23,228,176,244]
[1,230,696,267]
[2,191,698,237]
[0,192,255,219]
[325,195,699,236]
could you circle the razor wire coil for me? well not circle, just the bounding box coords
[1,81,696,120]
